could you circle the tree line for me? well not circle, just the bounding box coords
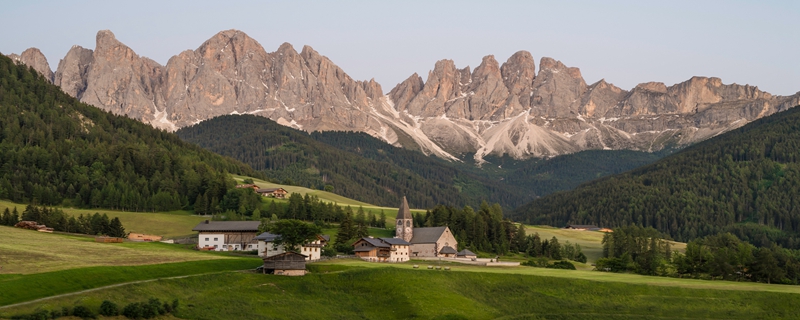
[596,225,800,285]
[1,205,126,237]
[0,55,262,213]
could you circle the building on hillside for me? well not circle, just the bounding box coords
[564,224,601,231]
[352,237,411,262]
[256,232,329,261]
[395,196,458,258]
[192,220,261,251]
[457,249,477,260]
[235,184,261,192]
[261,252,307,276]
[257,188,288,199]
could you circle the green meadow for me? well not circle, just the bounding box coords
[4,263,800,319]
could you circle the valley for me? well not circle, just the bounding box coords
[2,9,800,319]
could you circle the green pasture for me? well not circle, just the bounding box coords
[4,262,800,319]
[0,259,260,307]
[0,226,235,274]
[0,199,206,239]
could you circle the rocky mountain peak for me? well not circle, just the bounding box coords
[11,29,798,162]
[6,47,54,82]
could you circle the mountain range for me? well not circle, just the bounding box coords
[7,29,800,162]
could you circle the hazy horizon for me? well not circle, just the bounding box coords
[2,0,799,95]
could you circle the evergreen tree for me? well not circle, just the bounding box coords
[108,217,126,237]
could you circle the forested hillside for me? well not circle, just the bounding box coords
[512,105,800,248]
[178,114,669,208]
[0,54,262,211]
[176,115,517,208]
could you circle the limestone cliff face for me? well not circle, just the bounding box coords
[11,29,800,162]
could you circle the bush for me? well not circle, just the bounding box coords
[10,309,49,320]
[71,305,96,319]
[547,260,576,270]
[122,302,143,319]
[99,300,119,317]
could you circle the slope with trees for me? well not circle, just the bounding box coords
[0,54,262,212]
[512,105,800,248]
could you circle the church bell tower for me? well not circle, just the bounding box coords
[395,196,413,242]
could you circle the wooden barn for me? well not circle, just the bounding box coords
[261,252,307,276]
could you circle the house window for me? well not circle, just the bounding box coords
[213,245,218,248]
[205,238,209,241]
[214,238,218,241]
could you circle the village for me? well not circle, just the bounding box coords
[192,193,539,276]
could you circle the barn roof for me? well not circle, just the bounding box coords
[410,226,448,244]
[262,251,307,261]
[192,220,260,232]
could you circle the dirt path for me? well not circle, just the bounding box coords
[0,270,238,310]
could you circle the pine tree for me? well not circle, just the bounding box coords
[108,217,126,237]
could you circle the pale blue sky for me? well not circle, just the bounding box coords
[2,0,798,95]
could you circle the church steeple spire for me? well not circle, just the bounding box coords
[395,196,413,242]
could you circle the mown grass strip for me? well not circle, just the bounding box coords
[0,258,260,306]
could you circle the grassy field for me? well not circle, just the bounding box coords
[0,199,207,239]
[0,226,241,275]
[0,259,260,307]
[525,225,687,263]
[234,175,426,220]
[4,262,800,319]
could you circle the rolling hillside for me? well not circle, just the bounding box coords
[512,105,800,248]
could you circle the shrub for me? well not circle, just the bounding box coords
[547,260,576,270]
[99,300,120,317]
[122,302,143,319]
[71,305,96,319]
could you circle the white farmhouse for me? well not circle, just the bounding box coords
[192,220,261,251]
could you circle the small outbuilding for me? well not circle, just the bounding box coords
[257,188,288,199]
[261,252,307,276]
[439,246,457,258]
[456,249,477,259]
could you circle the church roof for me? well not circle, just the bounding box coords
[439,246,457,254]
[410,226,448,244]
[396,196,412,220]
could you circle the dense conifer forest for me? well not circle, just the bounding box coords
[0,55,262,212]
[512,105,800,248]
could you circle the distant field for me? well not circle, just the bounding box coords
[0,200,207,239]
[4,262,800,319]
[525,225,687,263]
[0,226,231,274]
[234,175,426,221]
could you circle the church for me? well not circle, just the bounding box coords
[395,196,458,258]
